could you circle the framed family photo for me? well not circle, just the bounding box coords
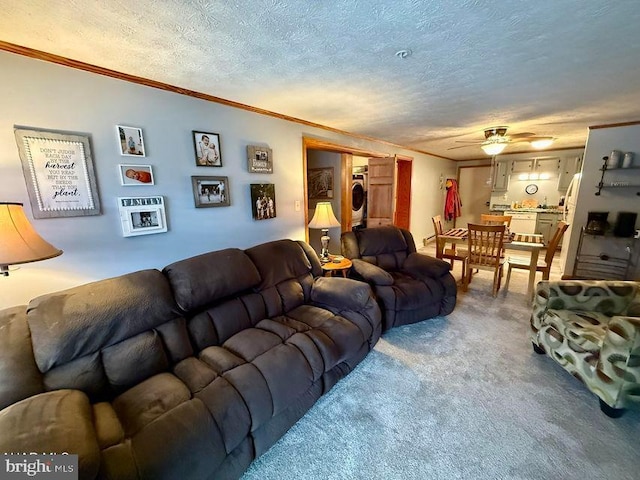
[119,164,154,186]
[247,145,273,173]
[118,196,167,237]
[250,183,276,220]
[117,125,145,157]
[191,176,230,208]
[307,167,334,199]
[193,131,222,167]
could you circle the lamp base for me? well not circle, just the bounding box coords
[320,229,331,263]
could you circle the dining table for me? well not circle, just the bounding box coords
[438,227,545,299]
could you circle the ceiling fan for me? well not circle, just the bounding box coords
[448,126,555,155]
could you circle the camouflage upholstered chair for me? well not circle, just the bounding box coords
[531,280,640,417]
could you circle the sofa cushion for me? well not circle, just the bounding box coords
[112,372,191,437]
[0,306,43,409]
[27,269,180,373]
[163,248,261,312]
[245,239,313,290]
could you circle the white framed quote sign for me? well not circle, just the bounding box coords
[14,127,101,218]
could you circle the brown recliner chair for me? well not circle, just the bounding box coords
[341,226,457,331]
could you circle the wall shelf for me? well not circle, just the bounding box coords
[595,156,640,195]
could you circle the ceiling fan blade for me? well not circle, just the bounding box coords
[453,140,486,144]
[508,132,537,139]
[447,144,481,150]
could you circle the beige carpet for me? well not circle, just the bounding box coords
[242,250,639,480]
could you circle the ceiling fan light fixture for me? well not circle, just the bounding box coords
[481,142,507,156]
[530,138,554,149]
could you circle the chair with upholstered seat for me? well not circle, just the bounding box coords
[505,221,568,290]
[432,215,468,285]
[465,223,506,297]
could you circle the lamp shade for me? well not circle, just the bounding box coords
[481,142,507,156]
[0,202,62,274]
[308,202,340,229]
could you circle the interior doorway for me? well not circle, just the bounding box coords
[302,138,413,249]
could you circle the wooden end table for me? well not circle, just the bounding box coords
[321,256,353,277]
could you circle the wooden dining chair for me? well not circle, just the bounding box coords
[432,215,468,285]
[465,223,507,297]
[480,214,513,227]
[505,221,569,289]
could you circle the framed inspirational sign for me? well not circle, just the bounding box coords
[14,127,101,218]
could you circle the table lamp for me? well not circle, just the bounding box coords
[308,201,340,263]
[0,202,63,276]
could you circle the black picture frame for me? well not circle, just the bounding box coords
[192,131,222,167]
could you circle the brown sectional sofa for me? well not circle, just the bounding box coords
[0,239,381,479]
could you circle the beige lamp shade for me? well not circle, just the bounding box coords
[0,202,62,275]
[308,202,340,229]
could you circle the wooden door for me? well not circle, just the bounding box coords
[394,158,412,229]
[456,166,492,228]
[367,157,395,227]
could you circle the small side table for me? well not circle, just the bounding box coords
[321,256,353,278]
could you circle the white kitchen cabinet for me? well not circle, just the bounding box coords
[557,156,583,191]
[534,157,561,174]
[492,159,510,192]
[511,159,534,173]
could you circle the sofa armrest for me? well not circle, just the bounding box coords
[311,277,375,311]
[350,259,393,286]
[0,390,101,479]
[596,315,640,408]
[402,253,451,279]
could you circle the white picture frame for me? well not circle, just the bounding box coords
[119,164,154,186]
[117,125,146,157]
[118,196,167,237]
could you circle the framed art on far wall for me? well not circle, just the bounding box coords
[191,176,230,208]
[250,183,276,220]
[307,167,334,199]
[116,125,145,156]
[193,131,222,166]
[119,164,154,186]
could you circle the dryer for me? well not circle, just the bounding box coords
[352,173,367,227]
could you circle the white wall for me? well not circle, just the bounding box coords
[561,124,640,278]
[0,51,456,308]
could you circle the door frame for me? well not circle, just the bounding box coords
[302,137,389,242]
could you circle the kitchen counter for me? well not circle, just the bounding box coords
[491,207,563,214]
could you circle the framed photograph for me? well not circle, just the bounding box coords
[117,125,145,157]
[193,131,222,167]
[191,176,230,208]
[250,183,276,220]
[307,167,334,199]
[119,164,154,186]
[118,196,167,237]
[14,127,101,218]
[247,145,273,173]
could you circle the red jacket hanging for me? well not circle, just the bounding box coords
[444,179,462,221]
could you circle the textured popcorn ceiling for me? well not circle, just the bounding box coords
[2,0,640,159]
